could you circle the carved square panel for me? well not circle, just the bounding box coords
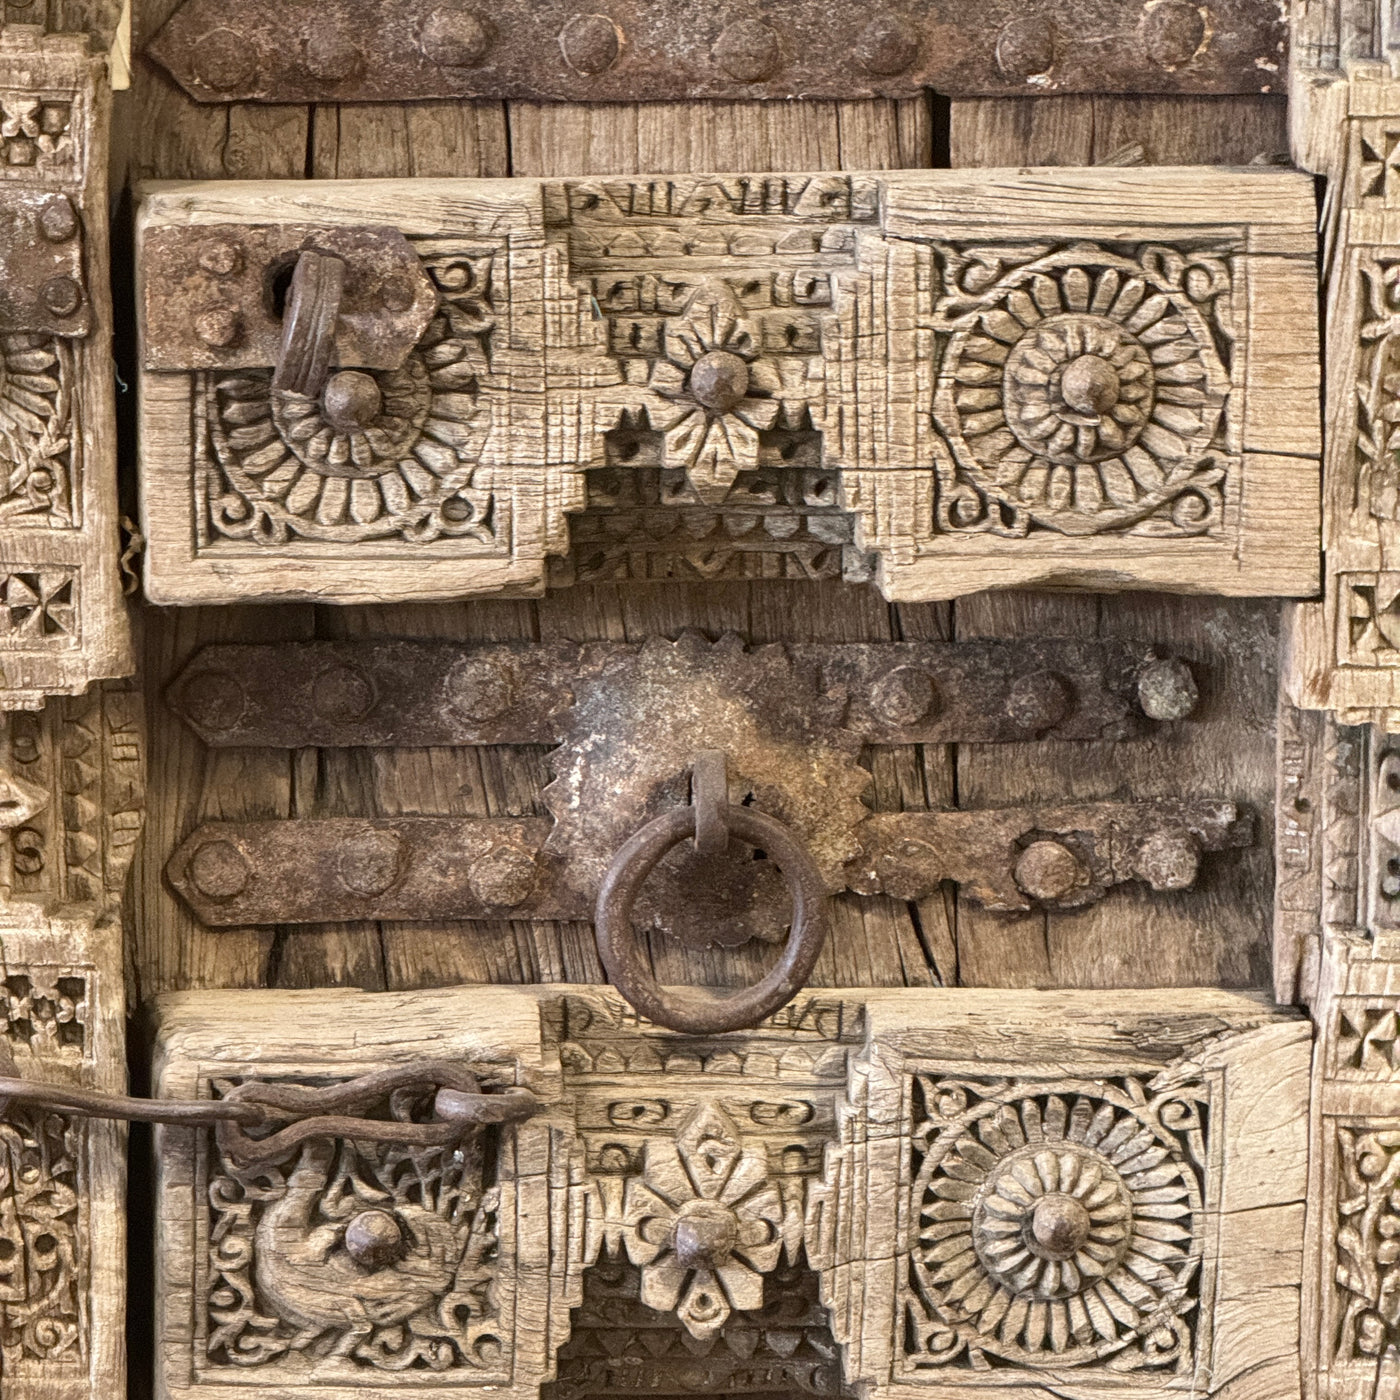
[0,31,130,708]
[137,169,1318,607]
[0,907,126,1400]
[152,986,1305,1400]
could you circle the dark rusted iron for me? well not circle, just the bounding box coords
[146,0,1286,103]
[594,759,830,1033]
[0,1058,537,1167]
[167,799,1251,927]
[848,798,1254,912]
[167,816,556,926]
[0,191,89,337]
[166,637,1184,749]
[140,224,437,373]
[272,249,345,396]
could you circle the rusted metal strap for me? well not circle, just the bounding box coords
[0,190,89,337]
[0,1058,537,1166]
[167,639,1196,749]
[146,0,1285,104]
[166,799,1251,927]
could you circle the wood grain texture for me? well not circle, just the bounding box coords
[149,984,1308,1400]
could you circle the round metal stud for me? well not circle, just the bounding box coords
[559,13,623,74]
[188,840,252,901]
[713,19,782,81]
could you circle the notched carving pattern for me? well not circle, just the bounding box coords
[933,241,1233,538]
[0,971,85,1051]
[0,93,75,175]
[905,1074,1207,1373]
[201,251,495,549]
[201,1076,502,1377]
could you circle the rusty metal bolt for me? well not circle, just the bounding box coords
[713,19,782,81]
[1142,0,1207,67]
[871,666,938,727]
[1135,830,1200,891]
[1005,670,1074,733]
[995,15,1057,79]
[856,18,920,75]
[1014,840,1088,903]
[469,844,538,907]
[311,663,377,724]
[197,239,243,277]
[379,278,417,313]
[303,27,362,82]
[1137,657,1198,721]
[321,371,383,432]
[336,830,404,898]
[192,27,257,91]
[344,1210,405,1270]
[40,277,81,318]
[188,840,252,901]
[194,307,242,350]
[690,350,749,412]
[560,13,622,74]
[419,6,493,67]
[38,195,77,243]
[178,668,249,733]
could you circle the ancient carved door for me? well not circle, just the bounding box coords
[0,2,1380,1400]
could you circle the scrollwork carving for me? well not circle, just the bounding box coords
[932,242,1233,539]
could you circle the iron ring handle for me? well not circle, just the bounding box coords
[594,803,829,1034]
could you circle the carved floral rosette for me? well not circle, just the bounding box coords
[200,250,495,550]
[932,241,1234,539]
[905,1074,1207,1374]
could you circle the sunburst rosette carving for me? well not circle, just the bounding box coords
[907,1077,1206,1373]
[202,255,495,547]
[933,243,1233,538]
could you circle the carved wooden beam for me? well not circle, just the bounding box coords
[149,985,1308,1400]
[0,30,129,709]
[136,170,1320,606]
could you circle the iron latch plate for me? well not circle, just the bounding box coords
[0,190,88,337]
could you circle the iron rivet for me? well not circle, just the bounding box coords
[446,656,513,721]
[336,829,403,898]
[188,840,251,901]
[420,6,493,67]
[40,276,81,318]
[469,844,537,907]
[559,13,622,74]
[38,195,77,243]
[1142,0,1207,67]
[192,27,257,91]
[1005,669,1074,733]
[321,371,383,432]
[1135,829,1199,891]
[690,350,749,412]
[995,15,1057,79]
[380,278,416,312]
[1137,657,1198,721]
[1014,840,1086,902]
[344,1209,404,1270]
[197,239,243,277]
[1031,1195,1091,1257]
[671,1199,739,1270]
[193,307,242,349]
[856,17,919,75]
[303,27,362,82]
[713,19,782,81]
[178,668,248,733]
[871,666,938,727]
[311,663,377,724]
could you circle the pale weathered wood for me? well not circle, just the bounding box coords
[134,166,1320,607]
[150,984,1308,1400]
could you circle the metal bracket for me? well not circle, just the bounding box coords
[0,190,89,337]
[140,223,438,373]
[145,0,1286,104]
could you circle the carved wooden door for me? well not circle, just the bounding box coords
[0,2,1379,1400]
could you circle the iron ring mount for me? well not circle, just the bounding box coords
[594,750,830,1033]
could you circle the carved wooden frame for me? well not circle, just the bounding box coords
[136,169,1320,606]
[150,985,1307,1400]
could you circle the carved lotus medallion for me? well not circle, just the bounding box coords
[934,243,1233,538]
[907,1076,1206,1373]
[0,334,75,524]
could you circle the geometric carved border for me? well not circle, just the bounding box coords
[150,986,1307,1400]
